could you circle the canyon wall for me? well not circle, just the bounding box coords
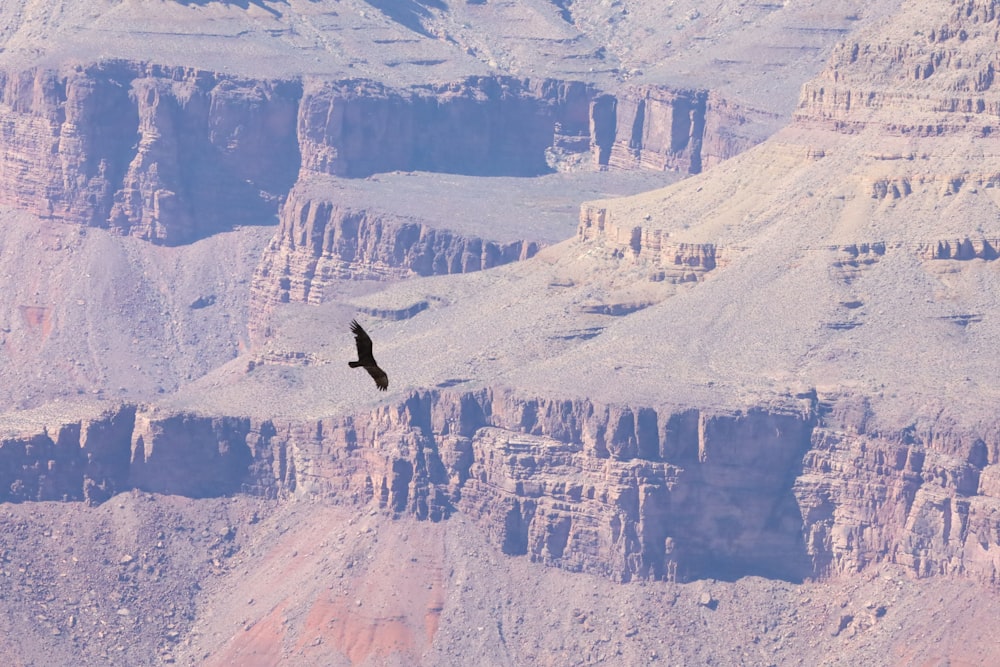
[297,77,592,178]
[3,390,1000,585]
[0,62,768,248]
[577,204,719,283]
[596,86,777,174]
[251,186,539,308]
[603,86,708,173]
[296,77,766,178]
[795,0,1000,135]
[0,62,301,244]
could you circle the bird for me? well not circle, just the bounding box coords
[349,319,388,391]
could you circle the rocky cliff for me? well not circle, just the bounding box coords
[5,389,1000,586]
[796,0,1000,135]
[577,204,719,283]
[251,185,540,307]
[297,77,592,178]
[0,61,301,244]
[603,86,708,173]
[0,62,767,249]
[296,76,767,179]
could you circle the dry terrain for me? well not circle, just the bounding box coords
[1,0,1000,666]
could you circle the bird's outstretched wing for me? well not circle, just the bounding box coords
[366,364,389,391]
[349,319,389,390]
[350,319,376,365]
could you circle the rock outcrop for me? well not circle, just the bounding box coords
[577,205,719,283]
[795,0,1000,135]
[0,62,301,244]
[5,389,1000,586]
[0,62,770,250]
[0,405,136,505]
[602,86,708,173]
[251,186,540,306]
[295,76,770,179]
[298,77,593,178]
[594,86,779,174]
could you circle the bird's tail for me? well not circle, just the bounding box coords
[348,361,362,368]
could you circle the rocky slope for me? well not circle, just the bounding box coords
[0,61,772,244]
[3,0,1000,666]
[251,185,540,304]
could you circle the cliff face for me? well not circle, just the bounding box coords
[0,62,301,244]
[0,64,765,250]
[251,186,540,308]
[6,390,1000,585]
[577,205,719,283]
[795,0,1000,135]
[593,86,779,175]
[295,76,762,179]
[602,86,708,173]
[0,405,136,505]
[298,77,592,178]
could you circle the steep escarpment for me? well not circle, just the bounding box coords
[0,404,136,505]
[602,86,708,173]
[577,204,719,283]
[0,61,301,244]
[0,66,569,247]
[7,389,1000,586]
[251,186,540,307]
[796,0,1000,135]
[0,59,769,255]
[298,77,593,178]
[796,396,1000,581]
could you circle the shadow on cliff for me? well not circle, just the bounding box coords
[175,0,286,19]
[673,412,816,584]
[362,0,446,37]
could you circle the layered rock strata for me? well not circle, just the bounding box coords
[3,390,1000,585]
[577,205,719,283]
[604,86,708,173]
[251,187,540,306]
[795,0,1000,135]
[0,62,301,244]
[0,61,771,249]
[298,77,593,178]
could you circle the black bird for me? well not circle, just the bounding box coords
[349,319,388,391]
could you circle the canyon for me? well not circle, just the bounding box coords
[1,0,999,666]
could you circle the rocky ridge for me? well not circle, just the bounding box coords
[0,62,764,247]
[251,187,540,305]
[0,62,301,245]
[0,0,994,593]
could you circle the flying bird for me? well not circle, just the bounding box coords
[349,319,388,391]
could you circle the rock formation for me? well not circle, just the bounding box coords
[4,384,1000,587]
[0,60,770,246]
[252,185,540,305]
[602,86,708,173]
[3,0,999,594]
[297,77,592,178]
[0,62,301,244]
[10,1,998,665]
[577,204,719,283]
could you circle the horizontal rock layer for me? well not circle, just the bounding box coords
[251,187,540,305]
[794,0,1000,135]
[0,61,301,244]
[3,389,1000,585]
[0,61,771,246]
[577,205,719,283]
[298,77,591,178]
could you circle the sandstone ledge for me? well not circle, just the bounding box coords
[2,388,999,586]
